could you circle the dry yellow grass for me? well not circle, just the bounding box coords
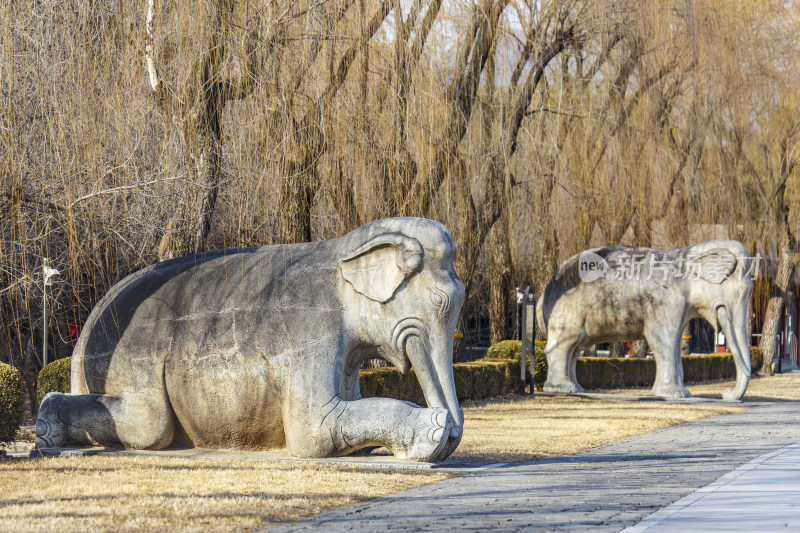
[600,371,800,402]
[0,456,448,533]
[0,393,751,532]
[687,372,800,401]
[452,395,740,462]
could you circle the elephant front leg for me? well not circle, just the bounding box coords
[647,328,691,399]
[287,398,452,462]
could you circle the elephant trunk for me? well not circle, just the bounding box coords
[717,304,751,400]
[405,335,463,460]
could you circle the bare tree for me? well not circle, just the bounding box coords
[146,0,261,258]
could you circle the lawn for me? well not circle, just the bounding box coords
[451,395,740,462]
[7,373,796,532]
[0,456,448,533]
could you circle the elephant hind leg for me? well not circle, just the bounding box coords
[36,391,175,450]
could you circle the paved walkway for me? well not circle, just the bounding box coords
[270,401,800,532]
[624,442,800,532]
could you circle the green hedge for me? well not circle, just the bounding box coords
[0,362,25,443]
[360,367,425,405]
[37,357,72,405]
[483,339,548,387]
[484,339,546,359]
[576,357,657,389]
[453,360,520,400]
[682,354,736,383]
[572,354,736,389]
[359,341,764,402]
[749,346,763,373]
[360,359,520,404]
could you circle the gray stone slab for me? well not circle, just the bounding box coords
[623,442,800,532]
[268,401,800,532]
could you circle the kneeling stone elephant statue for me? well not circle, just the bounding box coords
[36,218,465,461]
[537,240,754,400]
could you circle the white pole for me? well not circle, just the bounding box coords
[41,258,60,368]
[42,258,48,368]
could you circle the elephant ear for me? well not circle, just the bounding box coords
[687,248,737,284]
[340,234,424,302]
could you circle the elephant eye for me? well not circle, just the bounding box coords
[429,286,450,317]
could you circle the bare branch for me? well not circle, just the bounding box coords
[145,0,160,93]
[290,1,353,95]
[407,0,441,72]
[322,0,391,107]
[508,25,574,156]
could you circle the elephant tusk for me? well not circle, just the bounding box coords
[717,305,751,401]
[405,335,448,410]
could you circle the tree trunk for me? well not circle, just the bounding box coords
[279,159,318,244]
[158,111,222,260]
[759,236,796,373]
[21,335,39,420]
[147,2,230,261]
[630,339,648,358]
[488,217,512,344]
[610,342,627,357]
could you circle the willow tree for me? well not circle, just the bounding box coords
[145,0,264,259]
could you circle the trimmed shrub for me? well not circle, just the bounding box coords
[453,360,519,400]
[577,353,747,389]
[577,357,656,389]
[360,359,520,404]
[483,339,548,387]
[0,362,25,443]
[37,357,72,404]
[358,347,759,402]
[749,346,763,373]
[359,367,424,405]
[484,340,521,360]
[682,354,736,383]
[484,339,546,359]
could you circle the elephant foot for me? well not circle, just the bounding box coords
[722,388,743,401]
[652,386,692,399]
[393,407,451,462]
[434,407,464,461]
[35,393,69,448]
[543,380,584,394]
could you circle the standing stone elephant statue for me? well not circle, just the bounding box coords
[536,240,754,400]
[36,218,465,462]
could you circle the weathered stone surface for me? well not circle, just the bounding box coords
[35,217,465,461]
[537,240,753,400]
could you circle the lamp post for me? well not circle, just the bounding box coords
[42,258,60,368]
[518,286,534,395]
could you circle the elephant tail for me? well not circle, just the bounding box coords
[536,293,547,340]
